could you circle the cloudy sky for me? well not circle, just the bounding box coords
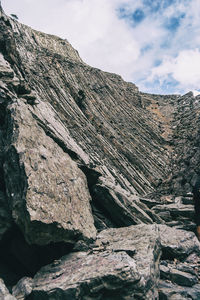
[2,0,200,95]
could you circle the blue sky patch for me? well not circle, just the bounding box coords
[142,74,180,95]
[143,0,175,13]
[132,9,145,24]
[164,14,185,31]
[117,6,129,19]
[141,44,152,55]
[142,0,161,12]
[153,59,162,67]
[117,6,145,26]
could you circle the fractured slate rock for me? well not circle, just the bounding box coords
[170,268,198,287]
[160,262,198,287]
[152,203,194,222]
[27,224,161,299]
[158,225,200,260]
[3,99,96,245]
[92,183,154,226]
[159,280,200,300]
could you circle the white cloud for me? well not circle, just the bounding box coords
[149,49,200,92]
[58,0,141,78]
[193,90,200,97]
[1,0,200,94]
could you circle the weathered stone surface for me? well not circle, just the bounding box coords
[170,268,198,287]
[0,5,174,199]
[158,225,200,260]
[0,278,16,300]
[159,92,200,195]
[3,99,96,245]
[92,183,154,226]
[160,262,198,287]
[27,225,160,299]
[153,203,194,222]
[12,277,33,300]
[159,280,200,300]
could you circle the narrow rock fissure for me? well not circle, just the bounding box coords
[79,166,118,230]
[0,223,74,289]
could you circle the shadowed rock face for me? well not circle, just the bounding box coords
[1,2,200,299]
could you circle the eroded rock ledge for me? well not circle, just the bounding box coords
[0,2,200,299]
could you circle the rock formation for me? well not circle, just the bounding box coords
[0,2,200,299]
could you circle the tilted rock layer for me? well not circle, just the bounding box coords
[0,2,200,299]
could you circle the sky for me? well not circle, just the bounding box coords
[1,0,200,95]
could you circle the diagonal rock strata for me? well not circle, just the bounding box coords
[3,98,96,245]
[0,1,200,299]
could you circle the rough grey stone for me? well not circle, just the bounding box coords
[159,280,200,300]
[153,203,194,223]
[170,268,198,287]
[28,225,161,299]
[92,183,154,226]
[0,278,16,300]
[12,277,33,300]
[160,260,199,286]
[158,225,200,260]
[3,101,96,245]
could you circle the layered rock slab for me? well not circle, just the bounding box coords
[158,225,200,260]
[25,224,200,299]
[3,98,96,245]
[27,225,161,300]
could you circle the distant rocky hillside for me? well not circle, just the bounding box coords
[0,2,200,299]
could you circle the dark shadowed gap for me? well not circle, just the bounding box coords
[79,166,117,230]
[161,246,186,261]
[0,224,74,288]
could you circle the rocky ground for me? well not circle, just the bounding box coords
[0,2,200,299]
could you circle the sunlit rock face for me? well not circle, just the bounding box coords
[0,1,200,299]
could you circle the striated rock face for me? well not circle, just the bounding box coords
[4,98,96,245]
[24,225,200,299]
[28,225,160,300]
[0,2,200,299]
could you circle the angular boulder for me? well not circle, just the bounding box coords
[3,99,96,245]
[158,225,200,260]
[27,224,161,299]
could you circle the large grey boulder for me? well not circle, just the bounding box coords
[27,224,161,299]
[3,99,96,245]
[158,225,200,260]
[27,224,200,299]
